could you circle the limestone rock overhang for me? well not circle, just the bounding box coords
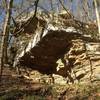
[14,27,99,75]
[12,10,99,75]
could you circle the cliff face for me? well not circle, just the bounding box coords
[10,10,100,83]
[56,39,100,83]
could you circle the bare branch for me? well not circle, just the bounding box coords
[59,0,74,18]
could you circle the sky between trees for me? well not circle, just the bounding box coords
[0,0,100,34]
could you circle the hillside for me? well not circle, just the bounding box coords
[0,10,100,99]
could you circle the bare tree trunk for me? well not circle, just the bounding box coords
[0,0,13,80]
[93,0,100,37]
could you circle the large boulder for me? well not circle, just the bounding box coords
[9,10,99,83]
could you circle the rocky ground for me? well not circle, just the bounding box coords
[0,66,100,100]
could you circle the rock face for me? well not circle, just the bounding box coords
[10,10,99,83]
[57,39,100,83]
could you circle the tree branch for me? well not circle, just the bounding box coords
[59,0,74,18]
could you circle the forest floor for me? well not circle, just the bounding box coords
[0,66,100,100]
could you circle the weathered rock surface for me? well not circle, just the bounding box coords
[10,10,100,84]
